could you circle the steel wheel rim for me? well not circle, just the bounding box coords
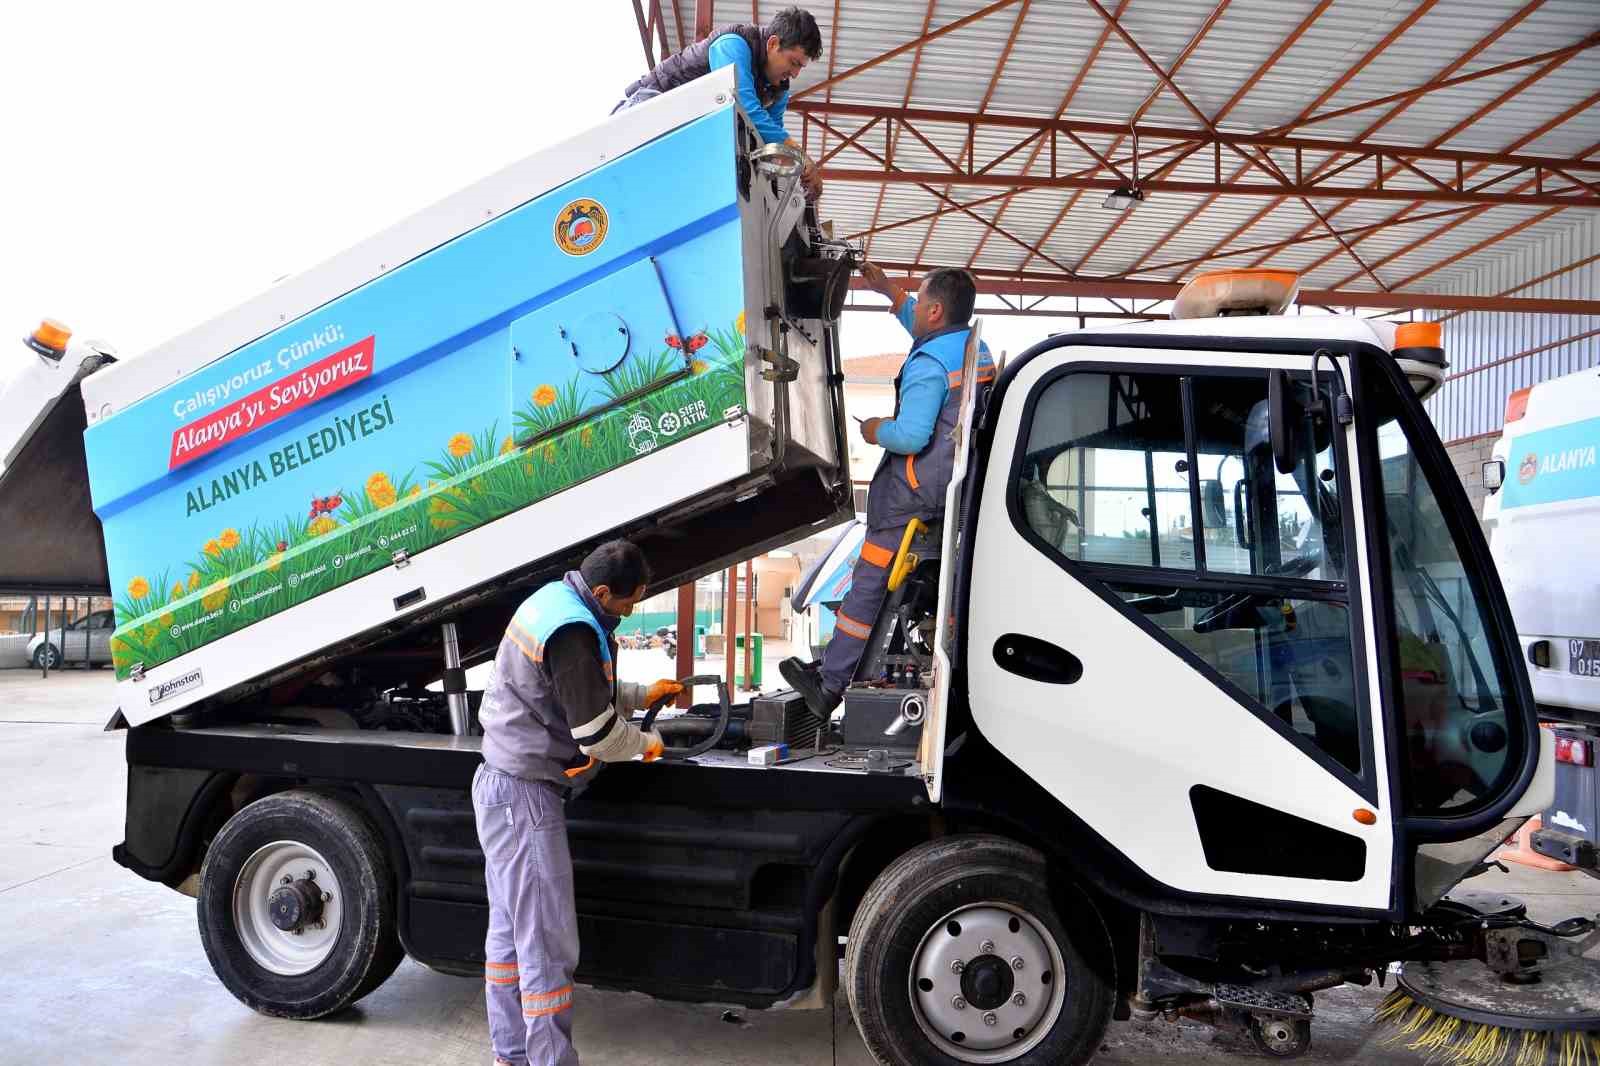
[231,840,343,976]
[908,901,1068,1063]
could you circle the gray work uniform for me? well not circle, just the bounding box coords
[820,318,994,694]
[474,572,653,1066]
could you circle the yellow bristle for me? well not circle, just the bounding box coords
[1514,1031,1551,1066]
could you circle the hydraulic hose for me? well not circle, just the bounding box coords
[637,674,732,761]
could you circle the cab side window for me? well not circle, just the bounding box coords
[1017,369,1366,782]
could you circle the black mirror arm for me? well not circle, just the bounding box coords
[1309,348,1354,426]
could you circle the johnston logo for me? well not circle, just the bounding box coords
[553,198,608,256]
[147,669,204,706]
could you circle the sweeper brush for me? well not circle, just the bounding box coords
[1376,990,1600,1066]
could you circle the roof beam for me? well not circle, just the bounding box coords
[848,269,1600,315]
[861,0,940,260]
[1292,32,1600,133]
[1437,251,1600,322]
[960,0,1130,268]
[792,0,1021,100]
[694,0,713,40]
[1148,0,1521,282]
[632,0,657,68]
[818,168,1597,207]
[790,103,1600,177]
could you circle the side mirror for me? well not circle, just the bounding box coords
[1201,478,1227,526]
[1482,459,1505,493]
[1267,369,1299,475]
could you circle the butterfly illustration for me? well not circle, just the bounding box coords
[685,332,710,353]
[664,333,682,350]
[308,493,344,518]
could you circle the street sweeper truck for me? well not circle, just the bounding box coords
[4,68,1596,1065]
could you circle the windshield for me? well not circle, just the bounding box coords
[1370,372,1521,816]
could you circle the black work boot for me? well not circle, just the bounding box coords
[780,657,842,721]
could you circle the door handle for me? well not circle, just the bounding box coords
[993,634,1083,685]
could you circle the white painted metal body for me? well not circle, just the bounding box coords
[1483,364,1600,717]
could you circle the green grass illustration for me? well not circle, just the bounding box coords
[112,316,751,679]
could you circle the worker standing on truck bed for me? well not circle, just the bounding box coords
[616,6,825,199]
[473,539,683,1066]
[782,264,994,718]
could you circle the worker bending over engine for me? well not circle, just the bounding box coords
[782,265,993,718]
[473,540,682,1066]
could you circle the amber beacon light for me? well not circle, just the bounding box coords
[25,318,72,360]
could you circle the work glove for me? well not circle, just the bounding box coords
[644,678,684,706]
[642,730,666,763]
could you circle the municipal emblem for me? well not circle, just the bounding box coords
[1518,452,1538,485]
[554,198,608,256]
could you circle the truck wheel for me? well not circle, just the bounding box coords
[197,789,401,1018]
[845,835,1113,1066]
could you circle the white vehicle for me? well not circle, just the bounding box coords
[1482,365,1600,726]
[25,607,116,668]
[4,73,1593,1064]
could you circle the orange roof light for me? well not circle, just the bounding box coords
[1505,386,1532,423]
[1353,809,1377,826]
[1171,269,1300,320]
[1394,321,1442,351]
[29,318,72,355]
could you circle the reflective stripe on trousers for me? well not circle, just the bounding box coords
[474,765,580,1066]
[820,524,907,694]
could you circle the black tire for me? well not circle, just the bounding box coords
[1249,1016,1312,1058]
[845,835,1115,1066]
[197,789,401,1018]
[32,643,60,669]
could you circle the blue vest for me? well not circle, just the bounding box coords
[867,326,996,530]
[511,579,616,684]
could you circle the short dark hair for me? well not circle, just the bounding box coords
[580,539,651,597]
[923,267,976,325]
[768,7,823,59]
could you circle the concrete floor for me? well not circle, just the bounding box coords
[2,668,1595,1066]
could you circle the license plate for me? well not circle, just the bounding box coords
[1569,639,1600,677]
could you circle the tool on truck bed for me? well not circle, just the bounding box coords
[6,62,1598,1066]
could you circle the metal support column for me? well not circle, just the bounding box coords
[743,559,755,691]
[441,622,471,735]
[724,566,738,687]
[676,582,694,707]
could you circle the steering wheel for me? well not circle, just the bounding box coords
[1192,556,1321,633]
[637,674,732,762]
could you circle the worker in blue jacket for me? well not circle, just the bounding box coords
[617,7,824,198]
[782,264,994,719]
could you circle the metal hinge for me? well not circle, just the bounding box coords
[758,347,799,383]
[130,662,145,682]
[392,549,411,569]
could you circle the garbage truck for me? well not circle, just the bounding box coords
[1479,365,1600,876]
[6,67,1597,1065]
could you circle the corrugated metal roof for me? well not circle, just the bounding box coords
[646,0,1598,302]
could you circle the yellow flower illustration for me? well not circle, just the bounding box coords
[267,552,284,572]
[408,485,422,499]
[448,432,474,458]
[691,359,709,375]
[500,435,516,456]
[201,580,229,612]
[307,515,337,537]
[112,639,132,668]
[188,571,202,592]
[366,471,397,509]
[126,576,150,600]
[533,384,558,408]
[204,539,221,558]
[142,623,161,642]
[171,582,185,600]
[543,443,557,465]
[580,426,594,448]
[218,528,241,550]
[159,612,175,629]
[735,309,746,335]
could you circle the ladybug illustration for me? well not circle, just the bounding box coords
[685,332,710,353]
[276,540,288,552]
[308,493,344,518]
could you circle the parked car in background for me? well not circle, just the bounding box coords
[25,609,115,668]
